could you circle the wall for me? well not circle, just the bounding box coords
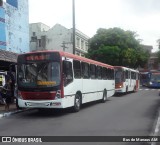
[0,6,6,49]
[5,0,29,53]
[29,23,90,56]
[46,24,72,53]
[0,0,29,53]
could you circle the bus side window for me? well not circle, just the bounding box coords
[108,68,111,80]
[82,62,90,79]
[111,69,114,80]
[63,60,73,86]
[96,66,102,80]
[73,60,81,78]
[90,64,96,79]
[102,67,107,80]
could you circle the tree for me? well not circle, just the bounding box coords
[86,27,149,68]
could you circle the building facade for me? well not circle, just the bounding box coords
[0,0,29,70]
[139,45,160,72]
[30,23,89,56]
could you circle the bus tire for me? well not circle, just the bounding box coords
[72,93,81,112]
[101,89,107,103]
[133,86,136,92]
[125,86,128,94]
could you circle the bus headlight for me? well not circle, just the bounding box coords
[55,90,61,100]
[149,82,153,85]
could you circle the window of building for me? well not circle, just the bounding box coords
[31,36,37,42]
[76,37,80,48]
[85,42,88,51]
[7,0,18,8]
[76,51,80,56]
[33,32,36,36]
[81,40,84,49]
[0,0,3,6]
[38,39,41,47]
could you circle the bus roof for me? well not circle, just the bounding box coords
[18,50,114,69]
[114,66,139,72]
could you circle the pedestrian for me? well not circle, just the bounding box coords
[0,87,4,104]
[2,79,13,111]
[7,71,15,103]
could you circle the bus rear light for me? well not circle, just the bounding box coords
[116,83,123,89]
[55,90,61,100]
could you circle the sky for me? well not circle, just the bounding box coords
[29,0,160,52]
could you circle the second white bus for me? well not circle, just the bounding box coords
[114,66,139,93]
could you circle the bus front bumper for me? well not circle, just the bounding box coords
[18,98,64,109]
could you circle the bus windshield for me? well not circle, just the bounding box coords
[115,68,124,83]
[18,61,61,89]
[151,73,160,81]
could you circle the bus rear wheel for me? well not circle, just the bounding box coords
[133,86,137,92]
[72,93,81,112]
[101,90,107,103]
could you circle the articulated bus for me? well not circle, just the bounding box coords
[16,50,115,112]
[114,66,139,93]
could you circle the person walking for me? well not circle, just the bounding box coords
[2,79,12,111]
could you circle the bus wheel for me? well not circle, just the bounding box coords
[125,87,128,94]
[72,93,81,112]
[101,89,107,103]
[133,86,136,92]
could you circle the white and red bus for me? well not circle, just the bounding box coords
[114,66,139,93]
[16,50,115,112]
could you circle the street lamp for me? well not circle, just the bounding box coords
[72,0,76,54]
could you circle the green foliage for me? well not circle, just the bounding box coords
[87,27,149,68]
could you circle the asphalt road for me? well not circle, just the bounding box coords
[0,87,160,145]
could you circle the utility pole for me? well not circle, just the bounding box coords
[72,0,76,54]
[61,41,68,52]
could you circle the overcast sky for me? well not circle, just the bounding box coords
[29,0,160,52]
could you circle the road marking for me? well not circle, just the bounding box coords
[151,108,160,145]
[139,89,159,91]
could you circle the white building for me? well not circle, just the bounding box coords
[29,23,89,56]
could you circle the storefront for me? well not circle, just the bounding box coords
[0,49,18,71]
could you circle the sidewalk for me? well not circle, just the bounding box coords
[0,103,18,114]
[0,103,27,118]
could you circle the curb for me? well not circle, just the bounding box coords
[0,108,29,118]
[150,106,160,145]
